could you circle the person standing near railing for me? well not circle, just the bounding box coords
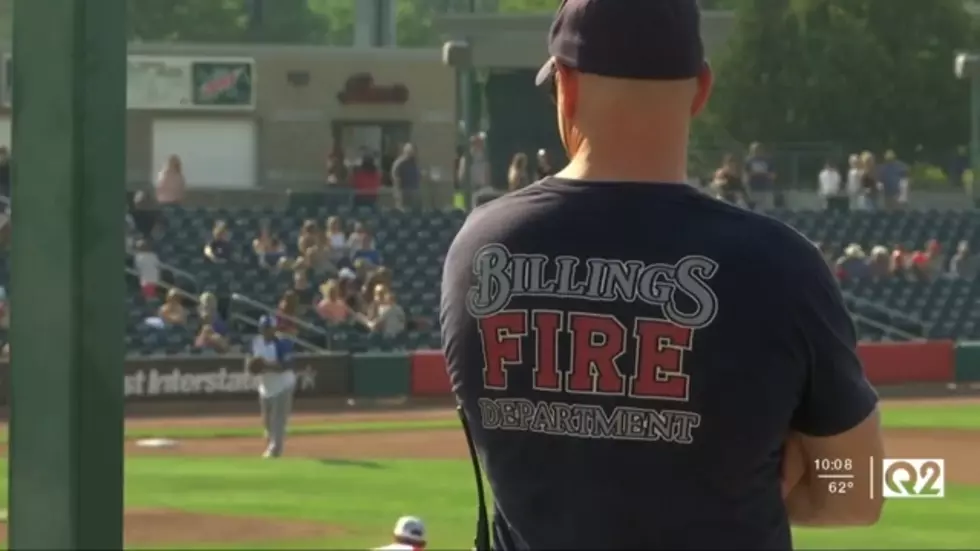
[247,315,296,459]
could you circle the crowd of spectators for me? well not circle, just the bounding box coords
[703,143,912,213]
[818,150,910,211]
[123,154,412,355]
[190,215,407,353]
[824,239,978,282]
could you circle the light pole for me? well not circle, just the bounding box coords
[955,53,980,204]
[443,40,474,210]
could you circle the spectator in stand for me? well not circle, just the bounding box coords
[275,290,300,338]
[297,219,320,254]
[889,244,909,277]
[339,268,365,313]
[711,154,747,206]
[352,231,381,267]
[155,154,186,205]
[0,286,9,331]
[858,151,880,210]
[743,142,775,210]
[131,190,162,240]
[133,239,162,300]
[924,239,945,279]
[0,342,9,360]
[204,220,233,264]
[950,240,978,279]
[198,291,228,337]
[316,279,352,325]
[818,159,842,208]
[507,153,531,192]
[908,240,943,281]
[949,146,969,188]
[361,266,393,310]
[867,246,891,279]
[836,243,869,280]
[347,223,381,266]
[292,270,315,314]
[392,143,422,210]
[459,132,491,192]
[158,289,187,326]
[845,153,863,209]
[535,149,554,180]
[303,237,335,279]
[252,221,286,269]
[877,150,908,211]
[352,154,383,209]
[358,284,407,338]
[194,324,229,353]
[325,147,348,187]
[0,146,11,202]
[324,216,349,267]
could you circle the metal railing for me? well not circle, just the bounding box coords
[228,310,327,353]
[125,269,326,353]
[851,313,923,342]
[158,260,198,289]
[840,290,931,334]
[230,292,334,349]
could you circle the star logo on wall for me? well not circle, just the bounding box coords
[298,365,317,391]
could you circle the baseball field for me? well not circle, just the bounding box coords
[0,397,977,549]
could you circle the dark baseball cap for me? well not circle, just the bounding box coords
[535,0,705,92]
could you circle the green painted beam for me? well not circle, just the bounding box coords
[8,0,126,548]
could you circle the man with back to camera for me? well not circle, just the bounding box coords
[439,1,885,549]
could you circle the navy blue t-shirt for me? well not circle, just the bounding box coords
[440,178,878,550]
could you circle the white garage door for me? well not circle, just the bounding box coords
[151,119,257,189]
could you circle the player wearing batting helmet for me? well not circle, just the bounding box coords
[440,1,885,549]
[372,516,427,551]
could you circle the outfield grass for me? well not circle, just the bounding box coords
[2,400,974,444]
[0,456,973,549]
[2,400,978,548]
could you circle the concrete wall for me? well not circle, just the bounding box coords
[0,42,457,194]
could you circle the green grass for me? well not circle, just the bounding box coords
[0,457,977,549]
[2,400,979,548]
[881,403,980,430]
[0,400,970,445]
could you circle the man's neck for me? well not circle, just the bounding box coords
[557,148,689,184]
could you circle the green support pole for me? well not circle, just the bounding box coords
[460,68,474,211]
[8,0,127,548]
[971,76,980,205]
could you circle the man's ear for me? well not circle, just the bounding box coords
[555,63,577,121]
[692,62,713,116]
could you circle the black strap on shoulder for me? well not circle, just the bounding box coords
[457,405,491,551]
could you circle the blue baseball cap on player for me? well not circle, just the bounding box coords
[258,314,276,329]
[535,0,706,96]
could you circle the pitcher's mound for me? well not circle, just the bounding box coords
[0,508,342,546]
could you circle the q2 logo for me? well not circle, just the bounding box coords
[882,459,945,498]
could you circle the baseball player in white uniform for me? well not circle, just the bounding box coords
[373,516,426,551]
[246,315,296,458]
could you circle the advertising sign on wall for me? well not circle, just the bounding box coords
[2,54,255,110]
[0,353,350,406]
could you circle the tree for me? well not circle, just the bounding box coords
[256,0,330,44]
[127,0,246,43]
[707,0,975,160]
